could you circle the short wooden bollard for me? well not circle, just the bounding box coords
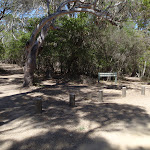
[69,93,75,107]
[98,90,103,102]
[87,93,92,100]
[141,86,145,95]
[122,87,126,97]
[35,98,42,114]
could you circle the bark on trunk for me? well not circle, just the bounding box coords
[23,22,53,87]
[23,43,38,87]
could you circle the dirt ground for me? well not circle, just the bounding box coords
[0,63,150,150]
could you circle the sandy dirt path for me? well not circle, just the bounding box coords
[0,63,150,150]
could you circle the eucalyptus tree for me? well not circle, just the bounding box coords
[23,0,135,87]
[0,0,44,43]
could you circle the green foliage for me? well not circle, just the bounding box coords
[25,18,41,32]
[137,0,150,29]
[0,40,5,59]
[37,14,149,78]
[0,8,149,79]
[1,32,30,64]
[39,13,95,76]
[142,0,150,8]
[0,17,36,64]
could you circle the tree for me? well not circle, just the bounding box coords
[137,0,150,29]
[0,0,8,21]
[23,0,131,87]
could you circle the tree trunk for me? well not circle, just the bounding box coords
[23,44,38,87]
[142,61,147,77]
[23,22,53,87]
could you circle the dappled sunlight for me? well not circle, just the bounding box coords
[1,64,150,150]
[1,128,119,150]
[0,117,49,139]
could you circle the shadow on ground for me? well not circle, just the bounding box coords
[2,129,118,150]
[128,147,150,150]
[0,63,150,150]
[1,82,150,150]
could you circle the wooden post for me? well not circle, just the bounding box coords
[98,73,100,83]
[98,90,103,102]
[35,97,42,114]
[69,93,75,107]
[87,92,92,100]
[141,86,145,95]
[115,76,117,84]
[122,87,126,97]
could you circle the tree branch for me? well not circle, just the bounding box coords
[46,0,51,15]
[0,8,6,21]
[27,0,127,51]
[0,0,9,21]
[93,0,98,9]
[24,0,128,87]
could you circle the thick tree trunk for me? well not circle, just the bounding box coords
[23,22,53,87]
[23,43,38,87]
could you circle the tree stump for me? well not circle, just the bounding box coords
[69,93,75,107]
